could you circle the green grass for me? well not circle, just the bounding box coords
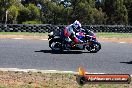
[96,32,132,38]
[0,71,131,88]
[0,32,48,36]
[0,32,132,38]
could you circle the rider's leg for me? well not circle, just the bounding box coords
[72,36,83,44]
[65,37,72,48]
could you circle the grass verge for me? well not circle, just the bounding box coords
[0,32,132,38]
[0,71,131,88]
[96,32,132,38]
[0,32,48,36]
[0,32,132,43]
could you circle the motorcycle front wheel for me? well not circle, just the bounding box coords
[86,42,101,53]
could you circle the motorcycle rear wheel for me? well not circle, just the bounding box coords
[49,38,63,52]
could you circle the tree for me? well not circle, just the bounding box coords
[92,8,107,24]
[0,0,23,24]
[45,1,65,24]
[124,0,132,25]
[17,3,40,24]
[103,0,128,25]
[0,0,129,25]
[17,7,30,23]
[0,0,12,23]
[27,4,40,21]
[67,0,106,24]
[62,7,72,24]
[7,5,19,24]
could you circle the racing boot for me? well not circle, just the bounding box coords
[65,42,71,50]
[70,41,76,47]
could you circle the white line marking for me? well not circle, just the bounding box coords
[40,39,48,40]
[0,68,76,74]
[13,38,24,40]
[0,68,131,76]
[119,42,126,44]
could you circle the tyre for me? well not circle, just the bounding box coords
[49,38,63,51]
[86,42,101,53]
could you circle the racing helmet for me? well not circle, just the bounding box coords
[72,20,82,31]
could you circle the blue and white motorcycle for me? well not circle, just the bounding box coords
[48,28,101,53]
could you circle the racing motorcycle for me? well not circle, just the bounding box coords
[48,28,101,53]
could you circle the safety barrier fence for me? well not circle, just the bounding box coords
[0,24,132,33]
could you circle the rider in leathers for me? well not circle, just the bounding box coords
[63,20,83,48]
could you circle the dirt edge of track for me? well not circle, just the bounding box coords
[0,35,132,43]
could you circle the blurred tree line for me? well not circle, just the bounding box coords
[0,0,132,25]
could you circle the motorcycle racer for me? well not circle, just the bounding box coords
[48,23,101,52]
[63,20,84,48]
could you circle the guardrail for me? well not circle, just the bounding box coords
[0,24,132,33]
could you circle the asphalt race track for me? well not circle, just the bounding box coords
[0,39,132,74]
